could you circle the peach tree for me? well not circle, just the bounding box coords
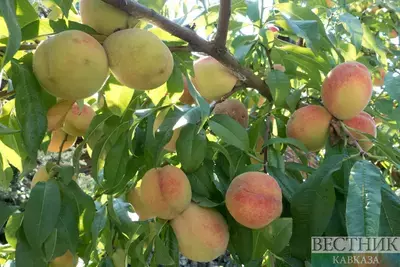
[0,0,399,266]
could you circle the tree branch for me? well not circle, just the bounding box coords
[102,0,272,101]
[168,45,191,52]
[214,0,231,48]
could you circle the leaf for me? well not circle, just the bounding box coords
[282,18,322,53]
[268,167,301,203]
[258,218,293,254]
[0,151,14,189]
[265,137,308,152]
[267,70,290,108]
[15,0,38,28]
[228,215,253,264]
[384,72,400,102]
[112,198,135,235]
[167,62,184,94]
[15,231,47,267]
[5,212,23,248]
[155,236,175,265]
[43,230,57,262]
[362,24,387,62]
[290,155,344,260]
[138,0,166,12]
[50,0,73,18]
[103,132,129,190]
[379,186,400,236]
[339,13,363,51]
[11,59,47,161]
[346,160,382,237]
[23,180,61,251]
[0,0,21,68]
[245,0,260,22]
[55,198,79,255]
[0,201,17,228]
[209,114,249,151]
[0,123,19,135]
[176,124,207,173]
[91,205,107,251]
[103,76,135,117]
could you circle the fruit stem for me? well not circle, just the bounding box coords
[340,121,367,157]
[57,132,69,164]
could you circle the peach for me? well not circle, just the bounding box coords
[103,29,174,90]
[213,99,249,128]
[225,172,282,229]
[192,56,237,101]
[48,129,77,153]
[140,165,192,220]
[47,100,75,131]
[80,0,137,36]
[33,30,109,100]
[321,62,372,120]
[63,103,95,137]
[170,203,229,262]
[179,75,195,105]
[127,182,155,221]
[286,105,332,152]
[389,29,398,39]
[267,25,279,32]
[50,250,77,267]
[373,68,386,87]
[31,165,49,189]
[343,111,376,151]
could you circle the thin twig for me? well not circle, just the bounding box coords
[0,44,38,52]
[209,84,244,111]
[57,133,69,164]
[263,116,270,173]
[340,122,367,156]
[101,0,273,101]
[214,0,231,49]
[168,45,191,52]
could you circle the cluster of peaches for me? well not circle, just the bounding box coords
[286,61,377,153]
[127,165,282,262]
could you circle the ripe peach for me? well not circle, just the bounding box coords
[48,129,77,153]
[192,56,237,101]
[213,99,249,128]
[286,105,332,152]
[389,29,398,39]
[267,25,279,33]
[321,62,372,120]
[127,183,155,221]
[50,250,77,267]
[103,28,174,90]
[273,64,286,72]
[179,75,195,105]
[343,111,377,151]
[170,203,229,262]
[373,68,386,87]
[33,30,109,100]
[80,0,136,36]
[140,165,192,220]
[63,103,95,137]
[31,165,49,189]
[47,100,75,131]
[225,172,282,229]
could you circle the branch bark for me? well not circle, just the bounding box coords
[102,0,272,101]
[214,0,231,48]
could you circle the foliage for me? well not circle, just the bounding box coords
[0,0,400,266]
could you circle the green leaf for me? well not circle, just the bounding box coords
[0,122,19,135]
[228,215,253,264]
[11,59,47,161]
[0,0,21,68]
[379,186,400,236]
[339,13,363,51]
[138,0,166,12]
[283,18,321,53]
[15,231,47,267]
[103,132,129,190]
[290,155,344,260]
[15,0,38,28]
[55,198,79,255]
[23,180,61,251]
[176,124,207,173]
[245,0,260,23]
[50,0,73,18]
[112,198,135,236]
[155,236,175,265]
[266,167,300,203]
[167,62,184,94]
[91,205,107,252]
[267,70,290,108]
[362,24,387,62]
[43,230,57,262]
[103,76,135,117]
[265,137,308,152]
[0,151,14,188]
[0,201,17,228]
[384,72,400,102]
[5,212,23,248]
[258,218,293,254]
[209,114,249,151]
[346,160,382,237]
